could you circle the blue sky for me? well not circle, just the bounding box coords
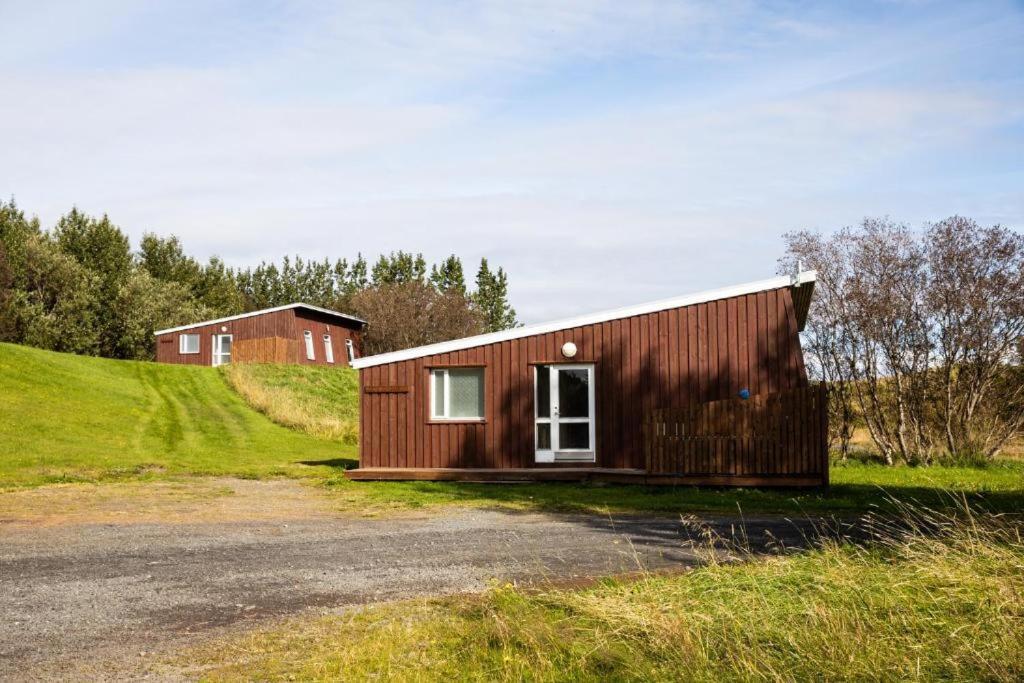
[2,1,1022,322]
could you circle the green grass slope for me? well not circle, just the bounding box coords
[0,343,354,488]
[221,363,359,443]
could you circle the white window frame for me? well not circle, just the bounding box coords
[323,333,334,364]
[303,330,316,360]
[212,334,232,367]
[534,364,596,463]
[430,367,485,421]
[345,338,356,363]
[179,333,200,354]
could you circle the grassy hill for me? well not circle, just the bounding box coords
[222,363,359,443]
[0,343,355,488]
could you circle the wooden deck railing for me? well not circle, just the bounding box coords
[642,385,828,481]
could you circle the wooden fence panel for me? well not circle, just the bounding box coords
[643,385,828,478]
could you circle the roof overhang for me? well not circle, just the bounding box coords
[154,302,366,336]
[351,271,817,369]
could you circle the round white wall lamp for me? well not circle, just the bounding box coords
[561,342,577,358]
[221,325,228,332]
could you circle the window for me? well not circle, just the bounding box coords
[430,368,484,420]
[345,338,356,363]
[323,334,334,364]
[179,333,200,354]
[303,330,315,360]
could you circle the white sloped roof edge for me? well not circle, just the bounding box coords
[153,302,366,336]
[351,271,816,369]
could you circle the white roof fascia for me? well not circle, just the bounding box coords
[154,302,366,336]
[351,271,816,369]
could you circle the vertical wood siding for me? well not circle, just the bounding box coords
[360,286,811,472]
[155,309,363,367]
[643,385,828,478]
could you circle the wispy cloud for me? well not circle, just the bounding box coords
[1,0,1022,322]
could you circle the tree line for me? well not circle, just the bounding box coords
[783,216,1024,465]
[0,199,518,360]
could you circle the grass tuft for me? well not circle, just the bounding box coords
[191,504,1024,681]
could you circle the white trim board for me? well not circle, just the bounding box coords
[351,271,816,369]
[153,302,366,336]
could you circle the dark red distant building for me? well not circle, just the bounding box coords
[154,303,365,368]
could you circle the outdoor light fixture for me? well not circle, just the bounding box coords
[561,342,577,358]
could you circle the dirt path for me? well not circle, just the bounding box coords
[0,480,845,681]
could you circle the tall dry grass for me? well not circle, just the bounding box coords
[195,503,1024,681]
[221,363,359,444]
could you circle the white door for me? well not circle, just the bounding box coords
[212,334,232,366]
[534,364,596,463]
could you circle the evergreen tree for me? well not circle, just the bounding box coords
[430,254,467,295]
[372,251,427,285]
[345,254,369,295]
[473,258,518,332]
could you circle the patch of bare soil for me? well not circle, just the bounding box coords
[0,478,338,528]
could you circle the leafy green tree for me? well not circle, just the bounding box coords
[111,269,211,360]
[138,233,202,286]
[372,251,427,285]
[473,258,518,332]
[194,256,245,316]
[0,242,15,341]
[7,234,101,354]
[51,208,133,356]
[0,198,42,284]
[430,255,467,295]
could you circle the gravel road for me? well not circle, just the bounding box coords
[0,486,843,680]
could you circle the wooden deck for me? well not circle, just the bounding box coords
[343,467,825,487]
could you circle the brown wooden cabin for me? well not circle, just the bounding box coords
[154,303,365,368]
[347,271,828,487]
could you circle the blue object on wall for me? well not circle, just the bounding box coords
[738,388,750,400]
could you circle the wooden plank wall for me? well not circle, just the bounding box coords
[642,385,827,479]
[155,309,297,366]
[359,286,811,472]
[292,310,364,367]
[233,337,297,364]
[155,309,363,367]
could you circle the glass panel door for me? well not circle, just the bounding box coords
[535,364,595,463]
[212,334,232,366]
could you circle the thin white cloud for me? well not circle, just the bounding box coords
[0,0,1021,323]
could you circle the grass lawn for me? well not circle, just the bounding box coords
[190,508,1024,681]
[0,343,354,488]
[2,342,1023,516]
[318,457,1024,515]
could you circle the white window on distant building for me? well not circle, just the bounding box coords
[345,339,356,363]
[303,330,315,360]
[179,333,200,354]
[323,334,334,363]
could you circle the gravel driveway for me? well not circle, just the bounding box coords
[0,481,842,680]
